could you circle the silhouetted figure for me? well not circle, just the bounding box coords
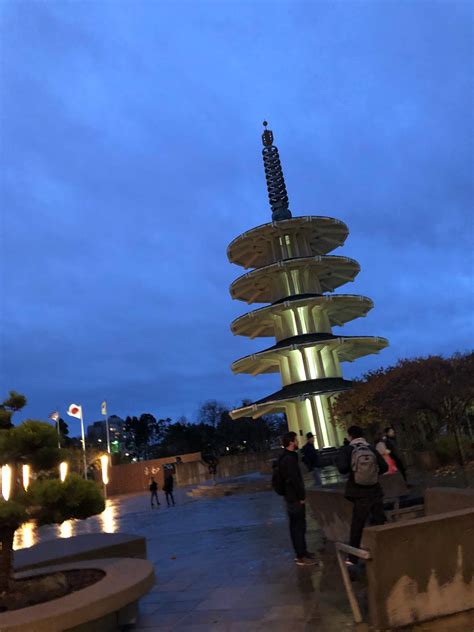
[336,426,388,564]
[163,471,175,507]
[275,431,317,566]
[201,445,219,477]
[383,427,407,481]
[300,432,323,487]
[149,477,160,508]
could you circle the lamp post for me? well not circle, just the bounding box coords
[59,461,68,482]
[22,464,30,491]
[1,465,11,501]
[100,454,109,499]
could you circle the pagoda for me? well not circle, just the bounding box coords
[227,123,388,447]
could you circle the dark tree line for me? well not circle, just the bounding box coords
[120,402,287,461]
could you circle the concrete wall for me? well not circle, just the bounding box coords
[306,488,353,542]
[364,508,474,629]
[101,451,276,496]
[425,487,474,516]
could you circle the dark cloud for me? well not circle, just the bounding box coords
[1,1,472,428]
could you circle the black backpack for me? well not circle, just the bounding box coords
[271,454,286,496]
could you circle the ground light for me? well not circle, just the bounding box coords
[22,464,30,491]
[1,465,11,501]
[59,461,68,482]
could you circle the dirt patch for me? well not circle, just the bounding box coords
[0,568,105,612]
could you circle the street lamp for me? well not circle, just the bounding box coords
[100,454,109,499]
[22,464,30,491]
[1,465,11,501]
[100,454,109,485]
[59,461,68,482]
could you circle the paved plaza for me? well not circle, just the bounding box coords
[13,474,474,631]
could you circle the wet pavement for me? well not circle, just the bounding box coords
[13,472,474,631]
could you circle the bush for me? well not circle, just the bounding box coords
[433,435,473,465]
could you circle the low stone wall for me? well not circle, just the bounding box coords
[103,450,277,496]
[2,558,154,632]
[306,488,353,542]
[364,508,474,629]
[14,533,146,572]
[425,486,474,516]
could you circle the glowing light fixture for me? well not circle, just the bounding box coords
[1,465,12,501]
[59,461,68,482]
[22,464,30,491]
[100,454,109,485]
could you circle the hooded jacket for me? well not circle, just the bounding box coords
[336,437,388,499]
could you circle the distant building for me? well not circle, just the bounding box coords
[87,415,127,452]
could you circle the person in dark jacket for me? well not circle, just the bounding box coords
[163,471,175,507]
[336,425,388,564]
[149,477,160,508]
[383,427,407,481]
[278,431,317,566]
[300,432,322,486]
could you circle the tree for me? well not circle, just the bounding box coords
[124,414,169,460]
[197,400,228,428]
[332,352,474,463]
[0,393,105,591]
[0,391,27,429]
[382,353,474,464]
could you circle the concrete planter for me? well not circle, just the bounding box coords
[0,557,155,632]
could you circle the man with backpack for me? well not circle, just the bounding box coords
[272,431,317,566]
[336,425,388,564]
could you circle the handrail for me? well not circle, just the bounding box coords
[335,541,372,624]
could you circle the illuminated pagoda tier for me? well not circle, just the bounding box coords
[227,123,388,447]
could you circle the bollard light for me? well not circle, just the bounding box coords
[1,465,12,501]
[59,461,68,482]
[22,464,30,491]
[100,454,109,486]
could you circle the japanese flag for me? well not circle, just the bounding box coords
[67,404,82,419]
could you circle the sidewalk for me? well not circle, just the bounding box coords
[128,485,354,632]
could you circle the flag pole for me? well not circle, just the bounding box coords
[103,403,111,455]
[56,409,61,449]
[79,408,87,480]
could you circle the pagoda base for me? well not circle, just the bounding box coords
[230,377,350,448]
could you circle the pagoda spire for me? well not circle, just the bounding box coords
[261,121,292,221]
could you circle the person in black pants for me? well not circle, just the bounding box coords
[336,426,388,564]
[278,431,317,567]
[163,471,176,507]
[300,432,323,487]
[383,427,407,481]
[149,477,160,508]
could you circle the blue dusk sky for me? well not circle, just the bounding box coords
[1,1,472,431]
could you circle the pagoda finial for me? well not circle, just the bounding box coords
[261,122,292,221]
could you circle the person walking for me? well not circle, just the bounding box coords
[300,432,323,487]
[336,426,388,564]
[383,427,407,481]
[163,470,176,507]
[375,436,398,474]
[275,431,317,566]
[149,477,160,508]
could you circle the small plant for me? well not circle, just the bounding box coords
[0,391,105,592]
